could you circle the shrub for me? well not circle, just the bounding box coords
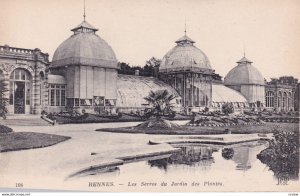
[221,103,234,115]
[0,79,8,119]
[222,148,234,160]
[0,124,13,134]
[257,128,299,180]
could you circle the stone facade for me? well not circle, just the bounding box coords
[0,45,49,115]
[265,76,298,112]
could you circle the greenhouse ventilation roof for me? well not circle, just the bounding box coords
[212,83,247,103]
[117,74,181,108]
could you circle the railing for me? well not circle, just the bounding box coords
[0,45,33,54]
[0,45,49,62]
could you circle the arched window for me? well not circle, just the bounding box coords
[283,92,287,109]
[288,92,292,110]
[9,69,32,114]
[265,91,274,107]
[39,72,45,105]
[278,91,282,108]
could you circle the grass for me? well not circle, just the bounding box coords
[96,122,299,135]
[0,124,13,134]
[0,132,71,153]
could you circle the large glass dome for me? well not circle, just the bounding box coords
[159,35,212,72]
[51,21,118,69]
[224,57,265,85]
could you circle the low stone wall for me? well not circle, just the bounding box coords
[260,117,299,123]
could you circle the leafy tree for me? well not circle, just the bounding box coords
[144,89,176,120]
[145,57,161,68]
[117,57,161,77]
[0,79,8,119]
[117,62,135,75]
[257,129,299,180]
[222,103,234,115]
[144,57,161,77]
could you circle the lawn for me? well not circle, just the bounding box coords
[96,122,299,135]
[0,132,71,153]
[47,113,191,124]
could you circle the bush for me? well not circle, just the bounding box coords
[0,124,13,134]
[222,148,234,160]
[257,129,299,180]
[0,79,9,119]
[222,103,234,115]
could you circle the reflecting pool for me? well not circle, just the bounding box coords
[78,140,298,188]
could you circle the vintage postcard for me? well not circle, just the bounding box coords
[0,0,299,194]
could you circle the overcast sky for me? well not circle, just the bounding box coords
[1,0,300,80]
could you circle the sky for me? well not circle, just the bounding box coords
[0,0,300,80]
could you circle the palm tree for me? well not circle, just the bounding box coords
[0,79,8,119]
[144,89,177,120]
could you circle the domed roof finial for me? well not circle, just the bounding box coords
[184,18,187,36]
[83,0,86,21]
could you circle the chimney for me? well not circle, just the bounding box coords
[135,69,139,76]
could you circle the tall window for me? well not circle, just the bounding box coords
[283,92,287,108]
[288,92,292,109]
[265,91,274,107]
[9,69,31,106]
[278,92,282,108]
[39,72,45,105]
[0,71,4,102]
[48,85,66,106]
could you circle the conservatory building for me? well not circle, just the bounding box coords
[0,18,282,116]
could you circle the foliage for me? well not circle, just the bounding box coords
[117,57,161,77]
[221,148,234,160]
[0,124,13,134]
[221,103,234,115]
[257,128,299,180]
[144,89,176,120]
[0,79,9,119]
[136,118,181,130]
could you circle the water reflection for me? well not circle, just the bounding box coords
[74,139,298,186]
[221,148,234,160]
[148,145,217,170]
[148,141,267,172]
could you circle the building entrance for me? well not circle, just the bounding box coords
[14,81,25,114]
[9,68,32,114]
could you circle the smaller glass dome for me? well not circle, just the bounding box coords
[224,56,265,86]
[160,35,212,73]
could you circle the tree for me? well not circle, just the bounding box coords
[222,103,234,115]
[117,57,161,77]
[0,79,8,119]
[144,57,161,77]
[257,129,299,180]
[144,89,176,120]
[145,57,161,68]
[117,62,135,75]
